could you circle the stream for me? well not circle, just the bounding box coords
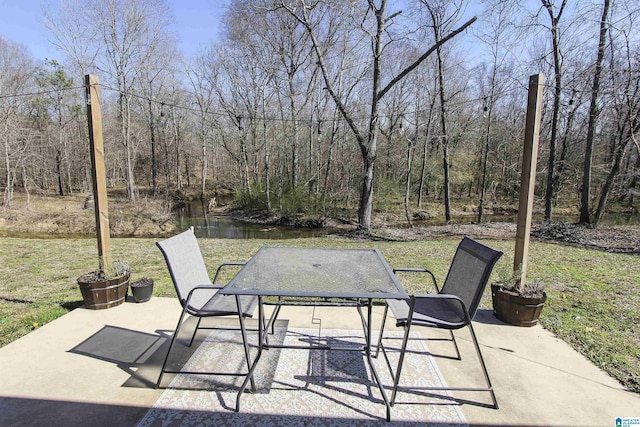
[176,199,639,240]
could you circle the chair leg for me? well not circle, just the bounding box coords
[157,306,189,388]
[467,322,498,409]
[449,329,461,360]
[188,317,202,347]
[390,324,412,406]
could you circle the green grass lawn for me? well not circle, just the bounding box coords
[0,235,638,393]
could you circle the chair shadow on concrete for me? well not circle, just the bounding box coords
[472,309,508,326]
[68,316,284,391]
[68,323,181,389]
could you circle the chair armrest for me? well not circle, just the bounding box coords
[182,284,227,312]
[213,262,246,283]
[184,284,223,302]
[393,268,440,293]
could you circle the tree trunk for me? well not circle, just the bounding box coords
[288,75,299,189]
[358,147,376,231]
[580,0,610,224]
[594,138,629,224]
[435,43,451,223]
[544,52,561,221]
[3,117,13,206]
[263,120,271,212]
[200,123,207,196]
[121,93,136,201]
[628,154,640,207]
[418,135,428,208]
[322,118,339,212]
[542,1,566,222]
[356,2,385,232]
[478,58,499,223]
[404,139,415,228]
[172,108,182,191]
[56,149,64,196]
[148,99,158,196]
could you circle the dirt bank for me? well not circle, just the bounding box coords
[0,193,176,237]
[362,221,640,254]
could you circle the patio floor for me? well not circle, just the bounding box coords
[0,296,637,426]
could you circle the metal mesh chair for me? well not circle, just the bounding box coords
[156,227,258,389]
[378,237,502,408]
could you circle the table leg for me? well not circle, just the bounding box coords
[235,296,265,412]
[236,295,256,392]
[364,298,392,422]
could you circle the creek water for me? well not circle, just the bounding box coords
[177,199,638,240]
[175,200,331,239]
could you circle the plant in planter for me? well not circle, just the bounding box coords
[491,265,547,327]
[130,277,154,303]
[77,260,130,310]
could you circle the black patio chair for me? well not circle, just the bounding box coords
[378,237,502,409]
[156,227,258,390]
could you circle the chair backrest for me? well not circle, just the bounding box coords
[156,227,212,307]
[440,237,503,318]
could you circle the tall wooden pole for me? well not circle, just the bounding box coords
[515,73,544,291]
[85,74,112,273]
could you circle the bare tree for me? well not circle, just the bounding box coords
[185,47,219,197]
[540,0,569,222]
[0,37,35,206]
[42,0,100,76]
[137,37,177,197]
[48,0,174,201]
[579,0,611,223]
[268,8,313,189]
[420,0,470,223]
[280,0,475,231]
[475,0,517,222]
[94,0,173,200]
[34,60,77,196]
[593,19,640,224]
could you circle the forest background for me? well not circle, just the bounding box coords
[1,0,639,231]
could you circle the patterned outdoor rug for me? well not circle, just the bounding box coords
[138,328,467,426]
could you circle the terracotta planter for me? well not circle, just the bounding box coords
[491,283,547,327]
[77,272,130,310]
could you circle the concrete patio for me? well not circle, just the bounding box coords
[0,296,637,426]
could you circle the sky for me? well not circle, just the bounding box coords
[0,0,229,62]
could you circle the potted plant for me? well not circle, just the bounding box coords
[491,265,547,327]
[130,277,154,303]
[77,260,130,310]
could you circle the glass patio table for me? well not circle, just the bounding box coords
[221,246,408,422]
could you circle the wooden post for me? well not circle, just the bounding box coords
[85,74,112,273]
[514,73,544,291]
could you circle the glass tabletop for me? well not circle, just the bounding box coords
[222,247,408,299]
